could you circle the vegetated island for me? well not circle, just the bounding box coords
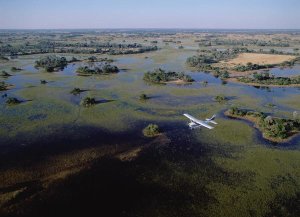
[186,48,300,87]
[0,81,12,91]
[143,68,194,84]
[76,63,119,75]
[225,107,300,143]
[35,55,68,72]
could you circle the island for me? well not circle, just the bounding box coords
[225,107,300,143]
[143,68,194,84]
[76,64,119,75]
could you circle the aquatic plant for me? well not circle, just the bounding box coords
[142,124,160,137]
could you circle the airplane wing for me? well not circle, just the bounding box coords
[183,114,214,129]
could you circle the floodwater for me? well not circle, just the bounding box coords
[1,52,300,217]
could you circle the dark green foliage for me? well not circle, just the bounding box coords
[11,67,22,71]
[0,55,9,61]
[6,97,21,105]
[213,70,229,79]
[35,55,68,72]
[40,80,47,84]
[88,56,97,62]
[81,97,96,107]
[70,88,83,95]
[0,71,12,77]
[143,68,194,83]
[228,107,299,139]
[139,93,150,100]
[214,95,228,103]
[234,62,273,72]
[186,48,250,68]
[238,73,300,85]
[69,57,79,63]
[0,81,8,91]
[142,124,160,137]
[76,64,119,75]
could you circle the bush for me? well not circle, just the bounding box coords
[70,88,83,95]
[143,124,160,137]
[81,97,96,107]
[143,68,194,83]
[214,95,228,103]
[140,93,149,100]
[11,67,22,71]
[40,80,47,84]
[0,81,8,91]
[77,64,119,75]
[35,55,68,72]
[6,97,21,105]
[0,71,11,77]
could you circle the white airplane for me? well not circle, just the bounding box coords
[183,113,217,130]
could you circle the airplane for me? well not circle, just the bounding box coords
[183,113,217,130]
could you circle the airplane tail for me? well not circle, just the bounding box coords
[205,114,217,125]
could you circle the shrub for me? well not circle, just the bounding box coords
[143,124,160,137]
[0,71,11,77]
[6,97,21,105]
[140,93,149,100]
[81,97,96,107]
[70,88,83,95]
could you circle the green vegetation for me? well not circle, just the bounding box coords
[40,80,48,84]
[11,66,22,71]
[143,68,194,83]
[35,55,68,72]
[0,71,12,77]
[227,107,300,141]
[233,62,272,72]
[212,70,229,79]
[0,81,9,91]
[70,88,83,95]
[139,93,150,100]
[238,72,300,85]
[214,95,228,103]
[142,124,160,137]
[6,97,21,105]
[81,97,96,107]
[186,48,250,68]
[76,64,119,75]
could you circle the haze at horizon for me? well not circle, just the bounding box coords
[0,0,299,29]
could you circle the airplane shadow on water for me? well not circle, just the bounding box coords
[0,121,257,217]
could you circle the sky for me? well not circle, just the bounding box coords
[0,0,299,29]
